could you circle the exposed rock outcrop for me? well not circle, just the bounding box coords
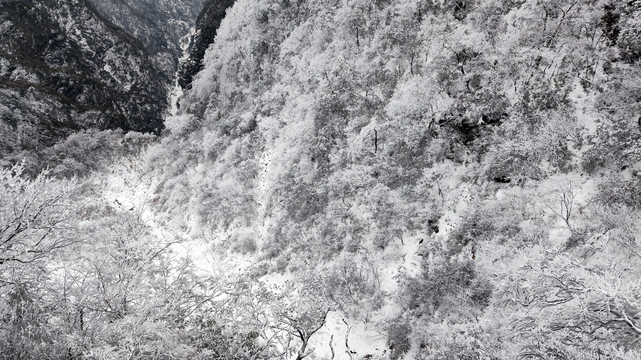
[177,0,236,90]
[86,0,207,77]
[0,0,168,164]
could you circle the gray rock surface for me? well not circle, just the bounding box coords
[87,0,207,77]
[0,0,199,168]
[177,0,236,90]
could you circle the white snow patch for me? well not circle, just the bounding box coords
[91,158,216,274]
[568,78,599,137]
[103,63,112,75]
[308,312,388,360]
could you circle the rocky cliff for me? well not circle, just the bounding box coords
[0,0,169,170]
[87,0,207,78]
[177,0,236,90]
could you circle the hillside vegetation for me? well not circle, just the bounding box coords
[153,0,641,358]
[2,0,641,359]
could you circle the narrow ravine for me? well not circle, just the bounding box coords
[169,28,196,117]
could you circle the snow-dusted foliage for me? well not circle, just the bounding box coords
[3,0,641,359]
[148,0,641,358]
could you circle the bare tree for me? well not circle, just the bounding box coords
[547,185,576,231]
[0,164,77,268]
[278,309,328,360]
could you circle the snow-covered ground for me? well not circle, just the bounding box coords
[90,158,215,274]
[89,155,426,359]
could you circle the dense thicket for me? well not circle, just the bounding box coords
[3,0,641,358]
[151,0,641,358]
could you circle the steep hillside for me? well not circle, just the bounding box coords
[149,0,641,358]
[87,0,207,77]
[177,0,236,90]
[0,0,169,174]
[3,0,641,359]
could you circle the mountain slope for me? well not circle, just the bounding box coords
[2,0,641,358]
[0,0,168,174]
[150,0,641,358]
[177,0,236,90]
[86,0,208,77]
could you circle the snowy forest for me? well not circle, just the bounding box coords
[2,0,641,359]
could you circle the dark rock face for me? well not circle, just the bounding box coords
[86,0,207,77]
[177,0,236,90]
[0,0,168,161]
